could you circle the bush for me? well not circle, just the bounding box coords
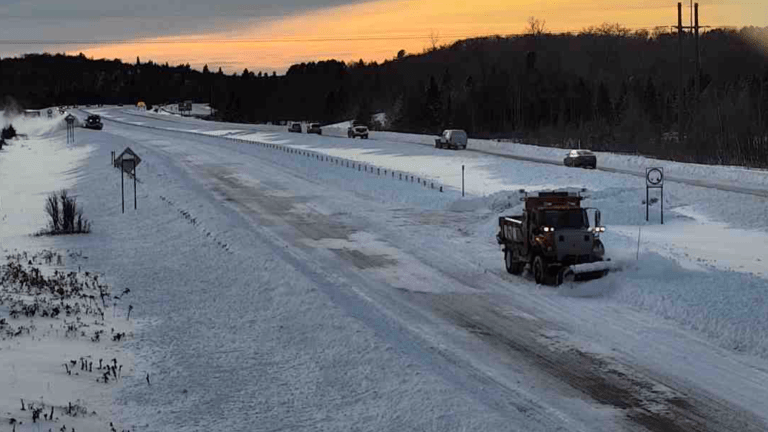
[42,190,90,235]
[1,124,16,140]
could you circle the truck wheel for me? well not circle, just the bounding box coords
[533,255,545,285]
[505,250,524,275]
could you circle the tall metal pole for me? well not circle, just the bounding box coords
[462,165,465,197]
[690,0,693,30]
[133,159,137,210]
[695,3,700,99]
[121,162,125,214]
[678,3,684,141]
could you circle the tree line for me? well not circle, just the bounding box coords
[1,24,767,167]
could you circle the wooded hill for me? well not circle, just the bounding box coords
[2,25,767,167]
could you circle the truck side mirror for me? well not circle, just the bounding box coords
[595,210,601,228]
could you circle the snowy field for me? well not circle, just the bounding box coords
[3,105,766,431]
[0,113,137,432]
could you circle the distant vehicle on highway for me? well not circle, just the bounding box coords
[288,122,302,133]
[307,123,322,135]
[434,129,467,150]
[563,150,597,169]
[84,114,103,130]
[347,121,369,139]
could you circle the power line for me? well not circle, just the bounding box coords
[0,25,716,46]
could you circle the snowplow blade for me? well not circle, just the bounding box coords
[559,261,616,285]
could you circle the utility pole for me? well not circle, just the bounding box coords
[678,2,684,141]
[695,3,700,99]
[690,0,693,30]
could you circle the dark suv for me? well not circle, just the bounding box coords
[563,150,597,169]
[84,115,103,130]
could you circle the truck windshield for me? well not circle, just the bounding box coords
[542,209,588,229]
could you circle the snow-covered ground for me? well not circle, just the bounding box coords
[0,113,137,432]
[28,104,767,431]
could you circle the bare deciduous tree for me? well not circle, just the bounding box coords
[429,30,440,51]
[527,17,546,36]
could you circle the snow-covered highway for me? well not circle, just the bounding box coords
[3,107,768,431]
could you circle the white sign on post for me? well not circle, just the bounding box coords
[645,167,664,224]
[115,147,141,213]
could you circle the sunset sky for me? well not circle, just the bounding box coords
[0,0,764,74]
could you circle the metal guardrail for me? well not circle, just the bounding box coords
[94,113,451,195]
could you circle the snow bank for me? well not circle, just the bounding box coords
[372,131,768,192]
[446,190,524,213]
[0,136,91,239]
[2,110,79,137]
[605,246,768,359]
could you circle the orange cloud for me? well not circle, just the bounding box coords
[66,0,762,73]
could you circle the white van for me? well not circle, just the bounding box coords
[435,129,468,150]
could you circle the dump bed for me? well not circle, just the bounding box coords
[497,216,524,244]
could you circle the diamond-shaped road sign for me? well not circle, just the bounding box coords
[115,147,142,174]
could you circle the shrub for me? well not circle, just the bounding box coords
[44,193,61,232]
[42,190,90,235]
[1,124,16,140]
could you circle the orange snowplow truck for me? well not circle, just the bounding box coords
[496,191,613,286]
